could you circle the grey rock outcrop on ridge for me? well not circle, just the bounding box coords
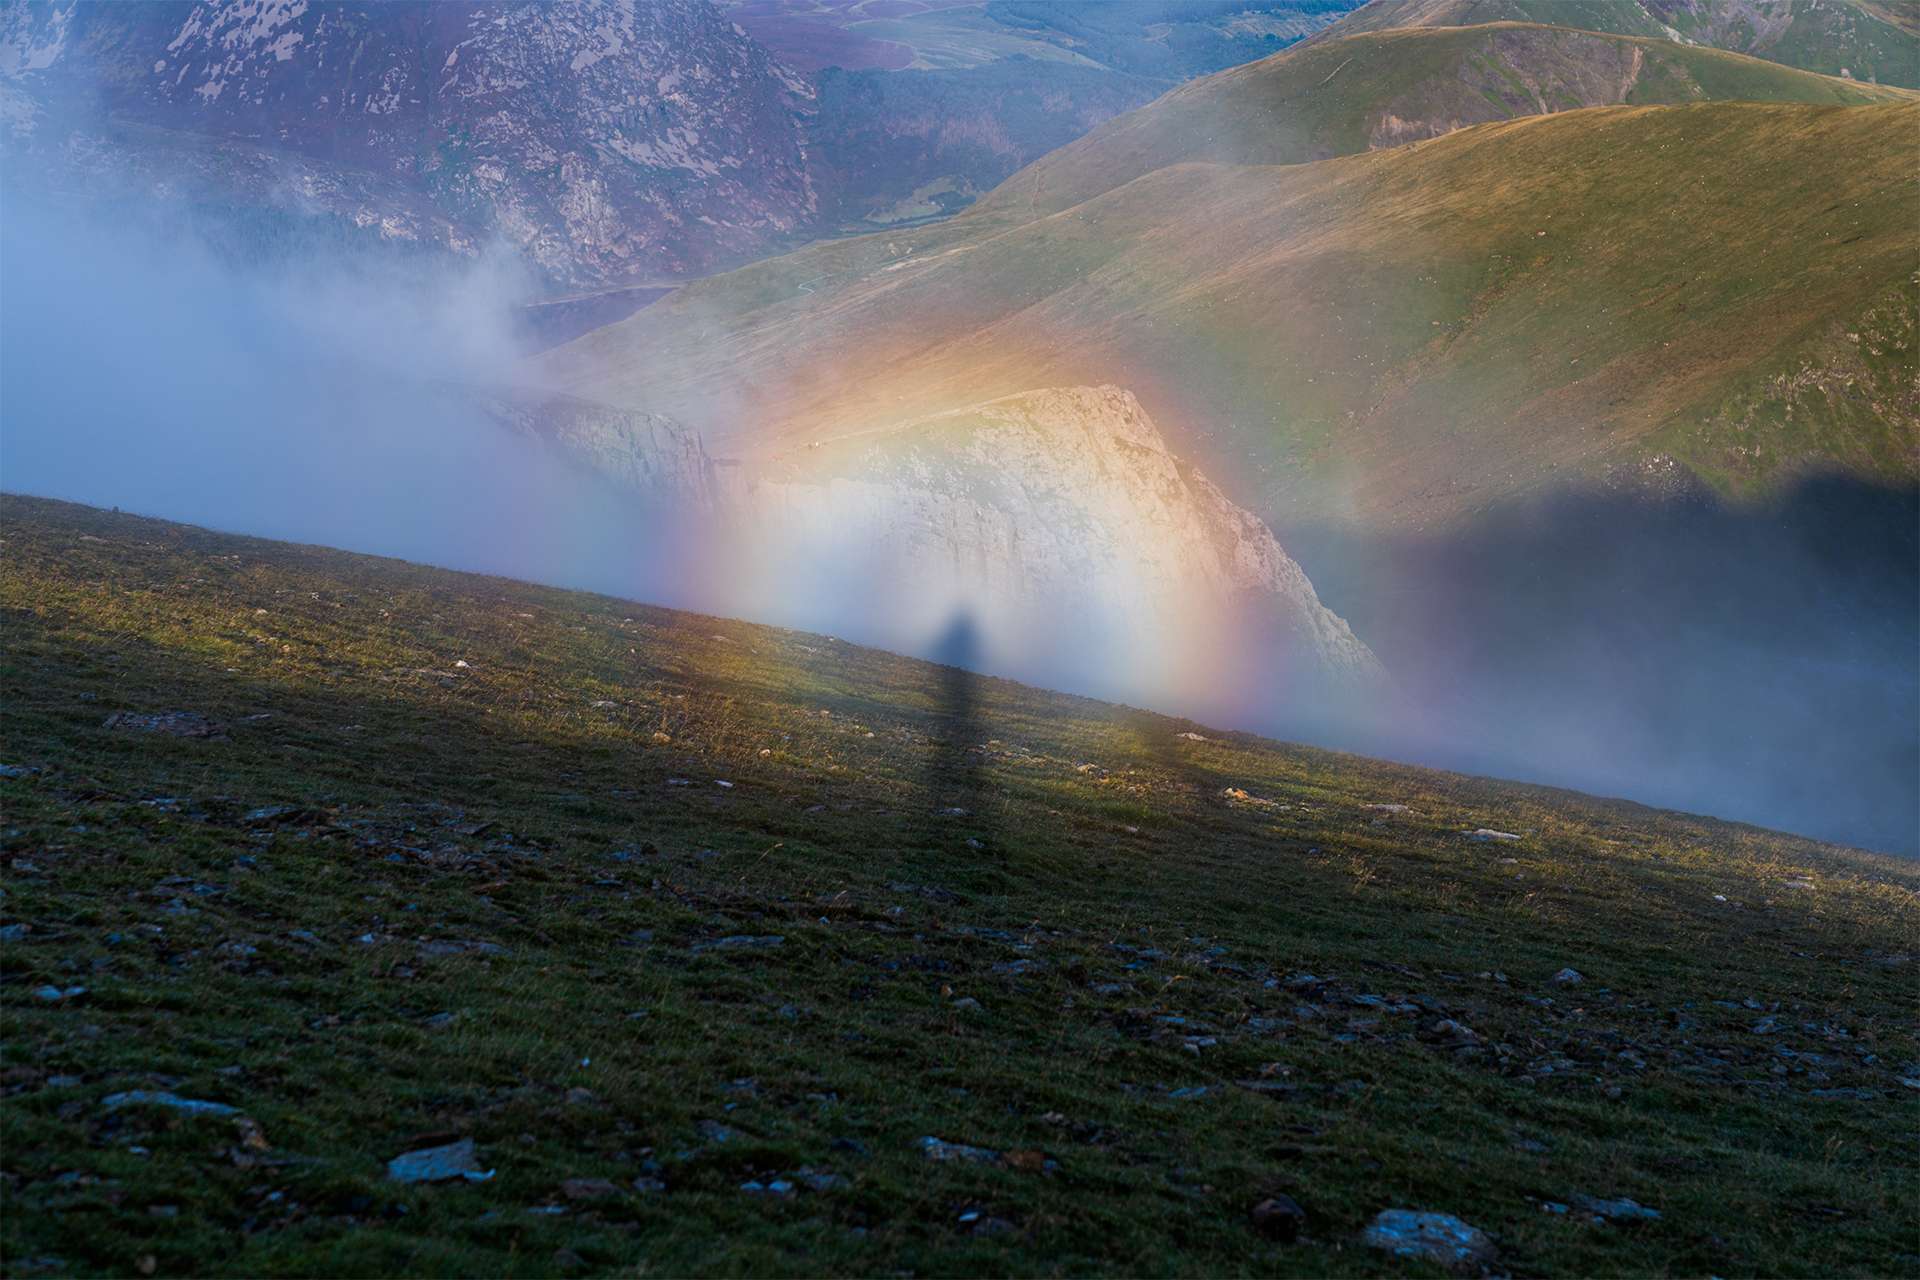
[510,382,1381,702]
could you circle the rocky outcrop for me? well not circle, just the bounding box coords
[482,392,718,509]
[732,387,1381,686]
[511,382,1381,699]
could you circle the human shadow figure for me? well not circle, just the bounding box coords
[926,610,991,845]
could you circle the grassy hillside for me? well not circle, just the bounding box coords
[978,22,1908,217]
[1315,0,1920,86]
[535,99,1918,528]
[2,494,1917,1277]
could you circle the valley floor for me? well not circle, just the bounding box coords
[1,494,1915,1277]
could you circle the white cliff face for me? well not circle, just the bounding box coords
[513,382,1380,711]
[726,387,1382,698]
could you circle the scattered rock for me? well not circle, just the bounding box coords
[1361,1209,1495,1271]
[102,1091,239,1117]
[34,985,86,1003]
[741,1178,796,1196]
[920,1136,998,1163]
[1364,803,1409,813]
[1176,732,1208,741]
[1552,968,1584,986]
[1468,828,1522,842]
[387,1138,493,1184]
[1572,1194,1661,1223]
[561,1177,620,1201]
[1251,1194,1307,1242]
[103,710,225,739]
[691,935,785,953]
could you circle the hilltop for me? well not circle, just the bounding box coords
[979,21,1909,218]
[1311,0,1920,86]
[2,494,1916,1276]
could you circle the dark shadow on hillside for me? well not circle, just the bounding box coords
[926,610,994,848]
[1119,707,1222,804]
[1279,473,1920,855]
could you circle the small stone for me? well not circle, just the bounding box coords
[1361,1209,1495,1271]
[692,934,784,953]
[920,1136,997,1163]
[1552,968,1583,986]
[103,710,225,738]
[561,1178,619,1201]
[102,1091,238,1118]
[387,1138,491,1184]
[1573,1194,1661,1223]
[1251,1194,1307,1242]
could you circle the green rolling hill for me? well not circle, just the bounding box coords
[533,85,1918,528]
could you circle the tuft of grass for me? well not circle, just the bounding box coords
[1,493,1916,1277]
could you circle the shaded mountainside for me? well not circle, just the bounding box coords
[2,492,1917,1275]
[1313,0,1920,86]
[532,95,1919,529]
[0,1,1372,282]
[0,0,818,287]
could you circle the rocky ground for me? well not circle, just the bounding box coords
[1,494,1915,1277]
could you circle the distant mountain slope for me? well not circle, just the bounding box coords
[532,98,1917,528]
[978,21,1908,218]
[0,1,1375,281]
[1314,0,1920,86]
[0,0,818,286]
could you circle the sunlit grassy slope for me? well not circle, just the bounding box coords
[538,96,1918,527]
[3,494,1916,1277]
[978,22,1910,217]
[1313,0,1920,87]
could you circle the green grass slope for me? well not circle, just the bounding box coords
[536,100,1918,528]
[977,22,1908,218]
[1315,0,1920,86]
[3,494,1917,1277]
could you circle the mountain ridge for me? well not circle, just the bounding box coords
[530,93,1919,529]
[1310,0,1920,85]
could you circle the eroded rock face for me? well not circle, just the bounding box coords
[0,0,816,285]
[482,392,717,509]
[513,382,1381,707]
[729,387,1381,689]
